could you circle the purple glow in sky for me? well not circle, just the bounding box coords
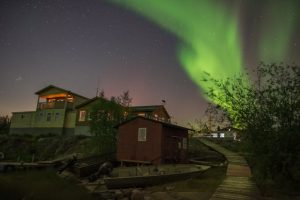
[0,0,299,125]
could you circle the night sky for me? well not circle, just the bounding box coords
[0,0,299,125]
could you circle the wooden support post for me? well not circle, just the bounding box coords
[36,96,40,110]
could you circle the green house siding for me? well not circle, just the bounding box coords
[64,111,76,128]
[10,112,35,128]
[75,126,91,136]
[34,109,66,128]
[10,109,75,135]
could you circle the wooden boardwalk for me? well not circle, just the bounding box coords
[199,139,261,200]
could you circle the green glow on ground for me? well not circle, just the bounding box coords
[112,0,244,104]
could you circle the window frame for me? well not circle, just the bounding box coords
[79,110,86,122]
[46,113,51,121]
[55,112,60,120]
[138,128,147,142]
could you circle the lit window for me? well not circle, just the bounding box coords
[138,113,145,117]
[79,110,86,121]
[47,113,51,121]
[138,128,147,141]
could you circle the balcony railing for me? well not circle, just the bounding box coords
[37,101,73,110]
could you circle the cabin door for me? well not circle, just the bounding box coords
[170,137,180,162]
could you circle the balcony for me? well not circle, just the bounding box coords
[37,101,73,110]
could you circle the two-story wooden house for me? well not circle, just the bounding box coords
[10,85,89,135]
[74,102,171,136]
[10,85,173,136]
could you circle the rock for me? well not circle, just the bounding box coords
[165,186,175,191]
[122,189,132,198]
[115,190,124,199]
[144,196,152,200]
[131,189,144,200]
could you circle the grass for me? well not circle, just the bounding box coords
[145,167,226,199]
[140,138,227,199]
[0,169,97,200]
[0,135,101,162]
[189,137,225,161]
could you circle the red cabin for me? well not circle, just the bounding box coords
[116,116,190,165]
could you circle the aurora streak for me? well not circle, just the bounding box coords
[259,0,298,63]
[112,0,298,108]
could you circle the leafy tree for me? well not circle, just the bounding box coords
[205,103,231,132]
[187,118,209,133]
[89,91,132,154]
[117,90,132,107]
[188,103,231,133]
[0,115,10,134]
[206,63,300,186]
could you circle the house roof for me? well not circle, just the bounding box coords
[75,97,107,109]
[130,105,170,118]
[35,85,89,100]
[116,116,193,131]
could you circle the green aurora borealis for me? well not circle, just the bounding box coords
[112,0,299,108]
[259,0,298,63]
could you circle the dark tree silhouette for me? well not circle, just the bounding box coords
[206,63,300,186]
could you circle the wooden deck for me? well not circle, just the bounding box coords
[199,138,261,200]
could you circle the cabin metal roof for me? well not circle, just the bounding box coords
[131,105,161,112]
[75,97,109,109]
[130,105,170,118]
[116,116,193,131]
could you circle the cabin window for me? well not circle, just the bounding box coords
[55,112,60,120]
[178,142,182,149]
[138,128,147,142]
[21,114,25,119]
[79,110,86,121]
[87,112,92,121]
[182,138,187,149]
[47,113,51,121]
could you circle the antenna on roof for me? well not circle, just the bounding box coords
[96,76,100,97]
